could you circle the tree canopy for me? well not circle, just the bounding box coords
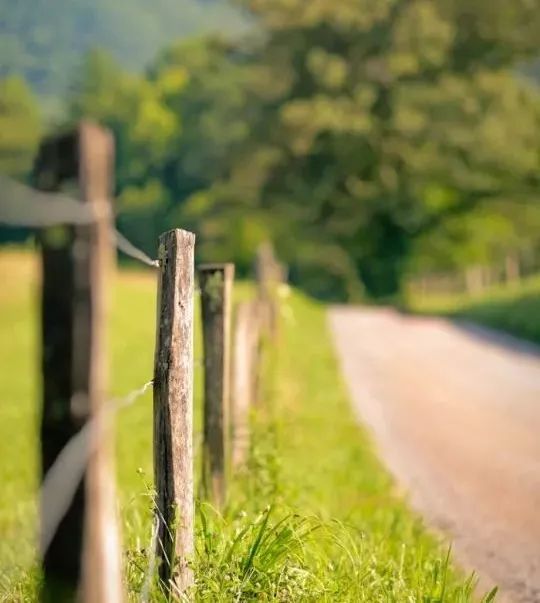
[0,76,41,178]
[170,0,540,298]
[2,0,540,299]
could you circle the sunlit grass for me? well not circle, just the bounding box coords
[407,275,540,344]
[0,250,496,601]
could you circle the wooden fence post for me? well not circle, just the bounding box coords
[153,229,196,594]
[35,121,122,602]
[465,265,483,295]
[231,301,260,468]
[255,242,285,341]
[505,253,521,284]
[198,263,235,508]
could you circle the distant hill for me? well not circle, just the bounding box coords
[1,0,535,110]
[0,0,245,98]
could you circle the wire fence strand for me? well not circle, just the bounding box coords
[114,230,159,268]
[40,380,154,558]
[0,175,159,269]
[0,176,98,226]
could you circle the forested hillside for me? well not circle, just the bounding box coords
[0,0,244,98]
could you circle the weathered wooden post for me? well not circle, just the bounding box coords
[255,242,285,341]
[198,263,234,508]
[153,229,196,593]
[465,265,483,296]
[35,121,122,602]
[231,301,260,468]
[505,252,521,284]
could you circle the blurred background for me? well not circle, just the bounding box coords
[1,0,539,303]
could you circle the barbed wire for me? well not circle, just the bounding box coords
[40,380,154,558]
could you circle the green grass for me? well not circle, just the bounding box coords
[407,276,540,345]
[0,250,495,601]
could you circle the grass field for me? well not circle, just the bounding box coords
[0,250,496,601]
[408,276,540,346]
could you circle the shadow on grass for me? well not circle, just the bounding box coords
[402,281,540,351]
[448,319,540,360]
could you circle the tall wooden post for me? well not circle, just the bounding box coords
[35,122,122,602]
[198,263,234,508]
[78,125,122,603]
[153,229,195,593]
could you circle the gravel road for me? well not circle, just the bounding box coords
[329,307,540,603]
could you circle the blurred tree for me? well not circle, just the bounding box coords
[65,0,540,298]
[200,0,540,298]
[70,50,181,184]
[0,76,42,244]
[0,76,41,178]
[69,50,183,252]
[150,38,273,269]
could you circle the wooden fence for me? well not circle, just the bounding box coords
[407,249,540,300]
[29,121,285,600]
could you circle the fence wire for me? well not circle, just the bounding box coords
[0,176,98,226]
[114,230,159,268]
[0,175,186,567]
[40,380,154,558]
[0,175,159,269]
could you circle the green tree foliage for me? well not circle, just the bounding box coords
[66,0,540,299]
[69,50,185,252]
[196,0,540,298]
[0,76,42,244]
[152,38,273,269]
[230,0,540,296]
[0,76,41,178]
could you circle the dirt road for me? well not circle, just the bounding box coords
[329,308,540,603]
